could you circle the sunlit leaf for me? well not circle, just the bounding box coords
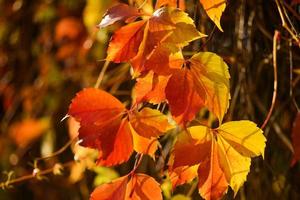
[171,121,266,199]
[199,0,226,31]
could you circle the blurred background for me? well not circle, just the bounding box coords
[0,0,300,199]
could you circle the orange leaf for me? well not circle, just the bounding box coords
[134,71,171,104]
[126,173,163,200]
[90,175,128,200]
[144,44,184,75]
[198,140,228,200]
[130,125,158,159]
[169,165,199,188]
[90,173,162,200]
[129,107,173,158]
[129,107,174,138]
[106,20,147,63]
[9,118,50,148]
[99,3,141,28]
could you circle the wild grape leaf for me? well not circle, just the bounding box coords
[199,0,226,31]
[99,3,141,28]
[68,88,173,165]
[90,173,162,200]
[155,0,186,10]
[171,121,266,199]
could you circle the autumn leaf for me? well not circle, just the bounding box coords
[171,121,266,199]
[125,173,163,199]
[68,88,132,166]
[166,52,230,124]
[68,88,173,165]
[129,107,174,157]
[91,175,128,200]
[9,118,50,148]
[199,0,226,31]
[90,173,162,200]
[98,3,141,28]
[169,165,199,188]
[189,52,230,123]
[129,107,174,138]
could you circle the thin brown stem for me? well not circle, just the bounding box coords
[261,31,279,129]
[0,161,74,189]
[94,60,110,88]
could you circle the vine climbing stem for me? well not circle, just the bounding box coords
[261,30,279,129]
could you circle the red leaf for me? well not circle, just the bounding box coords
[291,112,300,166]
[68,88,133,166]
[165,69,204,125]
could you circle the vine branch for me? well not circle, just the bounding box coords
[261,30,279,129]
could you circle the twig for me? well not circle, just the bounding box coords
[94,60,110,88]
[275,0,300,47]
[0,161,74,189]
[261,30,279,129]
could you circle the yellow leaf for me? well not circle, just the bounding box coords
[199,0,226,31]
[190,52,230,123]
[217,136,251,196]
[217,120,266,158]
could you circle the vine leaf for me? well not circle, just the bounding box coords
[68,88,173,166]
[171,121,266,199]
[90,173,162,200]
[199,0,226,31]
[165,52,230,125]
[98,3,141,28]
